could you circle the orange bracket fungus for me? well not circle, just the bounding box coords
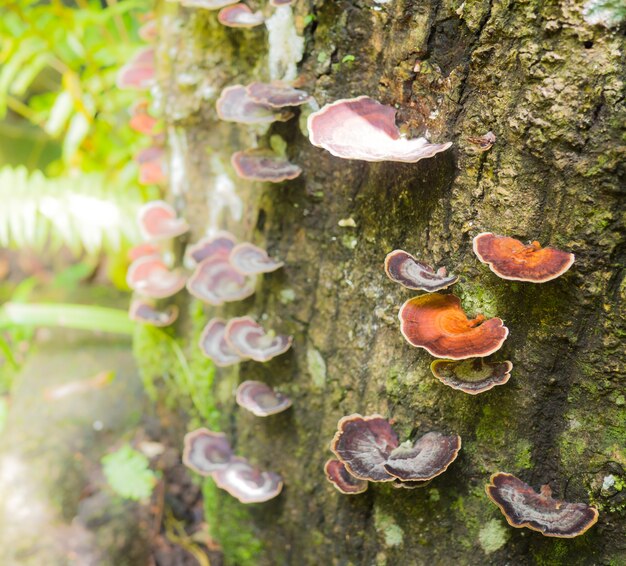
[307,96,452,162]
[231,149,302,182]
[186,231,238,264]
[216,85,293,124]
[130,100,159,135]
[126,256,187,299]
[116,47,155,90]
[224,316,292,362]
[235,380,292,416]
[218,4,264,27]
[229,242,284,275]
[473,232,575,283]
[324,459,368,495]
[182,428,234,475]
[246,82,310,108]
[137,200,189,241]
[199,318,245,367]
[212,457,283,503]
[186,256,257,305]
[486,473,599,538]
[430,358,512,395]
[399,293,509,360]
[384,250,458,292]
[129,300,179,327]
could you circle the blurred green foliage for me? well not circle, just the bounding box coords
[102,443,159,501]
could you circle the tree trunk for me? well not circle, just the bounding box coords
[157,0,625,563]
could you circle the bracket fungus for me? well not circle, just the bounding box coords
[137,200,189,241]
[128,242,160,262]
[216,85,293,124]
[384,250,458,292]
[225,316,292,362]
[130,100,159,135]
[229,243,284,274]
[399,293,509,360]
[182,428,234,475]
[116,47,155,90]
[231,149,302,182]
[199,318,244,367]
[473,232,575,283]
[126,256,186,298]
[212,457,283,503]
[307,96,452,162]
[430,359,512,395]
[129,300,179,327]
[485,473,599,538]
[186,231,237,264]
[180,0,239,9]
[235,380,292,416]
[246,82,310,108]
[324,459,368,495]
[218,4,264,27]
[186,256,257,305]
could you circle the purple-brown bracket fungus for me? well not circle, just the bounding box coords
[307,96,452,162]
[231,150,302,182]
[186,231,238,264]
[229,243,284,275]
[199,318,245,367]
[182,428,234,475]
[218,4,264,28]
[473,232,575,283]
[137,200,189,241]
[399,293,509,360]
[324,459,368,495]
[431,359,512,394]
[269,0,294,5]
[180,0,239,9]
[126,256,187,299]
[212,457,283,503]
[186,256,257,305]
[129,300,179,327]
[246,82,310,108]
[224,316,292,362]
[216,85,293,124]
[485,473,599,538]
[116,47,155,90]
[383,432,461,481]
[236,380,292,416]
[384,250,458,292]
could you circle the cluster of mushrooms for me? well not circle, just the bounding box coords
[118,2,600,540]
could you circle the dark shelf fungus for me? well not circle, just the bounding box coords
[126,256,187,299]
[235,380,292,416]
[212,457,283,504]
[218,4,264,28]
[430,358,512,395]
[216,85,293,124]
[199,318,244,367]
[399,293,509,360]
[473,232,575,283]
[186,231,237,264]
[324,459,368,495]
[116,47,155,90]
[307,96,452,163]
[231,149,302,183]
[137,200,189,241]
[229,243,284,275]
[186,255,257,305]
[246,82,311,108]
[182,428,234,476]
[384,250,458,292]
[224,316,292,362]
[485,473,599,538]
[129,300,179,327]
[383,433,462,481]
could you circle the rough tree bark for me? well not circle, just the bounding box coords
[157,0,624,564]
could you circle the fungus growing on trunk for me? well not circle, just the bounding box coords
[430,359,512,394]
[181,0,239,9]
[230,243,284,274]
[212,457,283,503]
[129,300,179,327]
[216,85,293,124]
[199,318,245,367]
[384,250,458,292]
[137,200,189,241]
[186,232,238,264]
[307,96,452,162]
[235,380,292,416]
[231,150,302,182]
[485,473,599,538]
[186,256,257,305]
[324,459,368,495]
[473,232,575,282]
[246,82,310,107]
[218,4,264,27]
[128,242,160,261]
[269,0,294,5]
[116,47,155,90]
[224,316,292,362]
[130,100,159,135]
[126,256,186,298]
[135,146,166,185]
[182,428,234,475]
[399,293,509,359]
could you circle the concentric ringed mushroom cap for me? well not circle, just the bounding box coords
[384,250,458,292]
[485,473,599,538]
[231,150,302,182]
[218,4,264,27]
[324,459,368,495]
[126,256,187,299]
[229,243,284,275]
[430,358,512,394]
[235,380,292,416]
[212,457,283,503]
[199,318,245,367]
[224,316,292,362]
[216,85,293,124]
[186,231,238,264]
[473,233,575,283]
[137,200,189,241]
[186,256,257,305]
[246,82,310,108]
[129,300,179,327]
[182,428,233,475]
[181,0,239,9]
[399,293,509,360]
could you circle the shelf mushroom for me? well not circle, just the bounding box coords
[199,318,245,367]
[180,0,239,9]
[473,233,575,283]
[186,255,257,305]
[116,47,155,90]
[137,200,189,241]
[246,82,311,108]
[218,4,264,27]
[430,359,512,394]
[129,300,179,327]
[186,231,238,264]
[229,243,284,275]
[224,317,292,362]
[231,150,302,182]
[182,428,234,475]
[324,459,368,495]
[126,256,186,299]
[212,457,283,503]
[216,85,293,124]
[399,293,509,360]
[485,473,599,538]
[307,96,452,162]
[384,250,458,292]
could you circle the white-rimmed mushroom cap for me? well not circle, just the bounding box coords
[186,256,257,305]
[129,300,179,327]
[231,150,301,182]
[235,380,292,416]
[199,318,245,367]
[246,82,310,108]
[216,85,293,124]
[126,256,187,299]
[137,200,189,241]
[183,428,233,475]
[185,232,238,265]
[229,243,284,275]
[212,457,283,503]
[218,4,264,27]
[224,316,292,362]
